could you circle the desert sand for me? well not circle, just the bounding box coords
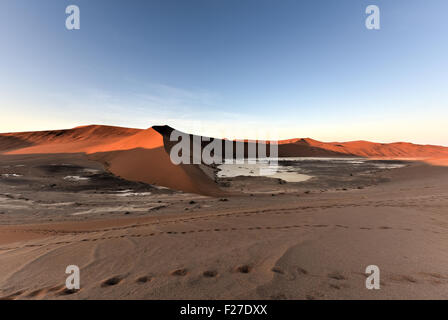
[0,125,447,299]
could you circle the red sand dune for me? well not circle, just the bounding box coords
[0,125,140,154]
[1,125,448,195]
[0,125,222,195]
[278,138,448,158]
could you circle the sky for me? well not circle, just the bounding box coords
[0,0,447,145]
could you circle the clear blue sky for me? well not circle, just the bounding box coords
[1,0,447,145]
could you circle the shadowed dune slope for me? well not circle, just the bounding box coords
[153,125,448,159]
[153,125,353,158]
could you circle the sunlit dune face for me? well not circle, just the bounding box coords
[85,128,164,154]
[2,126,164,155]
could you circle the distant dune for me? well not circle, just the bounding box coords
[1,124,448,194]
[0,125,140,154]
[276,138,448,166]
[278,138,448,158]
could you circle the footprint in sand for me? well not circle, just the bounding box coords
[329,284,341,290]
[236,265,252,274]
[328,272,346,281]
[101,275,126,287]
[136,276,152,284]
[57,288,80,296]
[171,268,188,276]
[203,270,218,278]
[390,274,418,283]
[420,272,447,280]
[0,290,24,300]
[48,284,65,293]
[296,267,309,275]
[271,266,307,281]
[271,267,285,275]
[25,288,48,298]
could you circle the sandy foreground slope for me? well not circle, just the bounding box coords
[0,161,447,300]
